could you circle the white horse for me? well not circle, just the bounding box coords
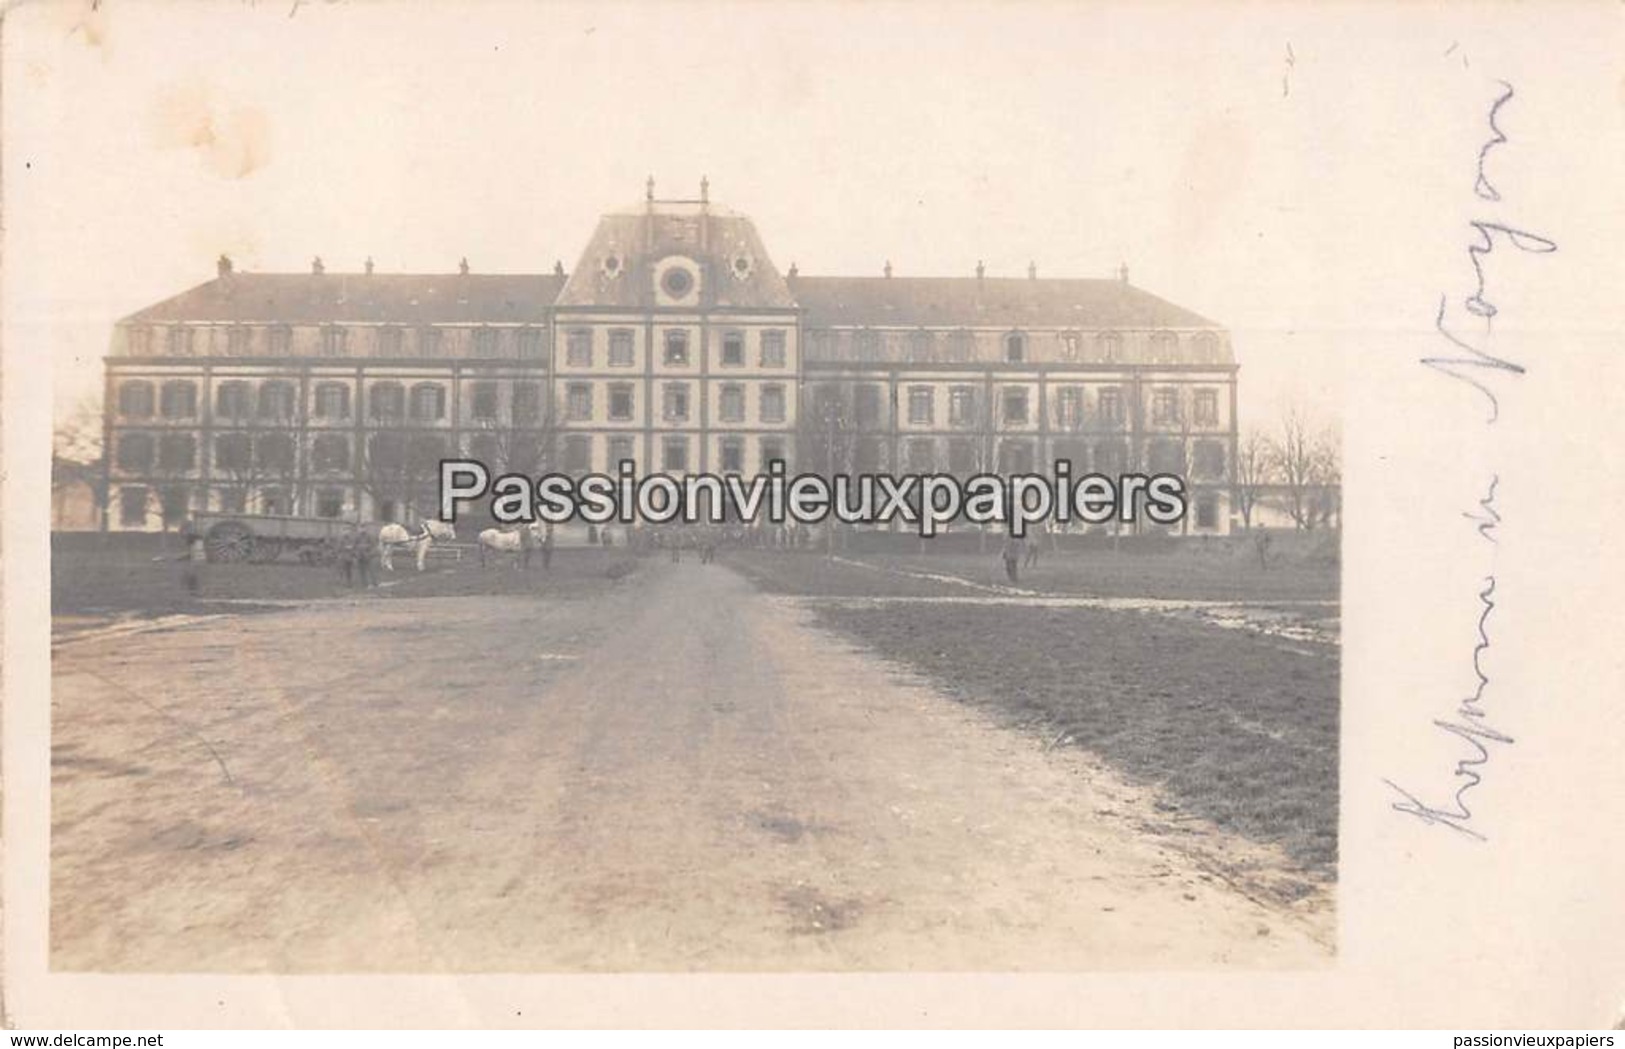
[378,520,456,571]
[477,522,545,568]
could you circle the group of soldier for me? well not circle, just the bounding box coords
[332,525,380,588]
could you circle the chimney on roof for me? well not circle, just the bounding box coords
[553,260,565,278]
[884,260,892,278]
[1028,261,1037,280]
[364,256,374,275]
[646,175,655,202]
[700,175,709,204]
[787,262,799,282]
[217,254,233,279]
[1118,262,1130,284]
[975,260,985,281]
[459,257,470,276]
[311,256,325,275]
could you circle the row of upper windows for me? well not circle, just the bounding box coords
[1004,330,1220,364]
[562,382,788,424]
[126,324,547,359]
[116,379,543,423]
[838,385,1223,427]
[819,328,1226,364]
[126,323,546,358]
[562,328,789,368]
[125,323,1222,366]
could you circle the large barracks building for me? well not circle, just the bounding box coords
[101,182,1239,533]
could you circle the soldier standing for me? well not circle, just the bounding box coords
[180,525,206,596]
[519,521,536,570]
[1024,522,1043,569]
[1001,532,1026,584]
[335,533,356,586]
[353,526,378,588]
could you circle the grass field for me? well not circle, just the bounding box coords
[847,539,1338,602]
[730,546,1340,887]
[51,533,640,619]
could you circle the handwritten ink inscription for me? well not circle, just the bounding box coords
[1385,80,1555,841]
[1421,82,1558,424]
[1383,479,1512,841]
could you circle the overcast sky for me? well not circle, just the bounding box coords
[7,1,1619,432]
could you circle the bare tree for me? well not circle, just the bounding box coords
[797,381,859,553]
[1233,427,1272,531]
[53,397,107,527]
[212,430,298,518]
[1310,424,1342,530]
[461,399,565,530]
[361,427,447,524]
[144,431,202,542]
[1266,405,1336,531]
[468,401,563,479]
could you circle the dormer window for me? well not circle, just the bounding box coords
[125,325,154,355]
[376,326,404,356]
[1005,332,1026,363]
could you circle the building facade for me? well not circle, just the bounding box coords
[101,184,1240,534]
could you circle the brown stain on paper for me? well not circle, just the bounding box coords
[147,81,273,180]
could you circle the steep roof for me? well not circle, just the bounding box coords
[122,272,567,326]
[791,276,1219,330]
[555,202,796,310]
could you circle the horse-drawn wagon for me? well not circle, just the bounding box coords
[186,511,354,564]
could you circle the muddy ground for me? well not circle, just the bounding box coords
[51,549,1335,971]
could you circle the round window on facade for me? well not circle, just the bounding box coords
[601,254,623,278]
[661,267,695,299]
[731,253,754,280]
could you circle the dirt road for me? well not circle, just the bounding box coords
[52,560,1330,971]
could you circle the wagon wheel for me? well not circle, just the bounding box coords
[250,538,284,563]
[205,521,255,563]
